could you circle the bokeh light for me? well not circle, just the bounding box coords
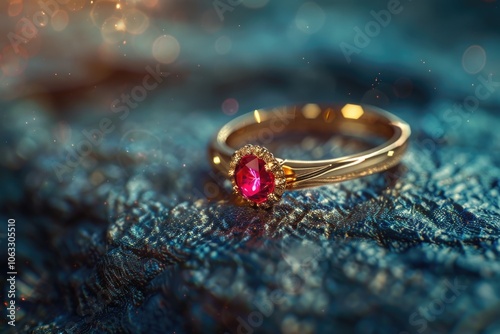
[101,16,126,44]
[295,2,325,34]
[222,98,239,115]
[152,35,181,64]
[124,8,150,35]
[215,36,232,55]
[51,10,70,32]
[462,45,486,74]
[90,0,121,27]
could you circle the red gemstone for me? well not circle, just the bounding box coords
[235,155,275,204]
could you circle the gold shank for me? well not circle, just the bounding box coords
[209,104,411,190]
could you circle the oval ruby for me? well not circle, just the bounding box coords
[235,154,275,204]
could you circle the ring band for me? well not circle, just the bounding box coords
[209,103,411,208]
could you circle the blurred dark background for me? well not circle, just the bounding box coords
[1,1,500,333]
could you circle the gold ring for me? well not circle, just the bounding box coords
[209,103,411,208]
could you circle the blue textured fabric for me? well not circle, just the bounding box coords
[1,1,500,334]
